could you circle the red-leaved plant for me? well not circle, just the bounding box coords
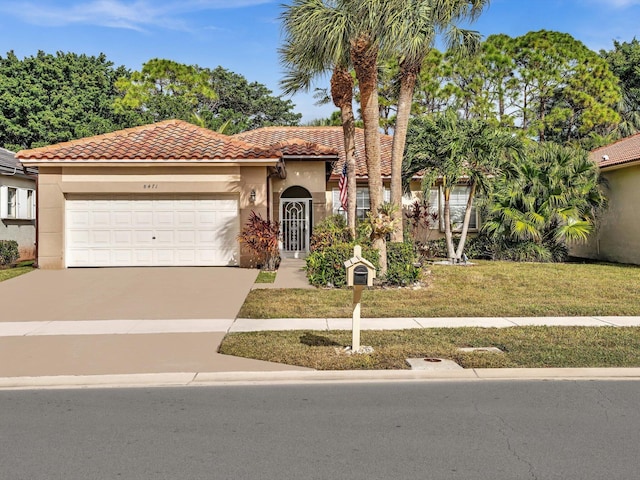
[238,211,281,271]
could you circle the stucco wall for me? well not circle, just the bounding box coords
[570,164,640,265]
[36,164,269,269]
[271,161,327,227]
[1,175,37,260]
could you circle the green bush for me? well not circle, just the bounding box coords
[306,243,379,288]
[385,242,420,285]
[309,215,353,252]
[0,240,19,266]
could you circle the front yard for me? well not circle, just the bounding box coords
[226,261,640,370]
[239,261,640,318]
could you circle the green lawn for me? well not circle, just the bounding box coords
[219,326,640,370]
[0,266,34,282]
[239,261,640,318]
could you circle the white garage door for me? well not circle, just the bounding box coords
[66,194,239,267]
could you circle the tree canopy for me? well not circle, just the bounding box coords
[0,50,139,150]
[0,52,302,151]
[115,59,301,134]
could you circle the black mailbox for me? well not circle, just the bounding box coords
[353,265,369,285]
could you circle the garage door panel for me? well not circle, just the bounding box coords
[66,195,239,267]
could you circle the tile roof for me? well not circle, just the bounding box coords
[267,138,338,157]
[591,132,640,169]
[233,126,394,178]
[16,120,281,162]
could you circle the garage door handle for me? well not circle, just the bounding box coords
[152,236,156,240]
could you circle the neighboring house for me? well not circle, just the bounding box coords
[17,120,476,269]
[571,133,640,265]
[1,147,37,261]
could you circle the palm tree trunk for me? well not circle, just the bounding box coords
[390,60,419,242]
[442,186,456,262]
[331,66,357,237]
[351,36,383,215]
[454,180,477,259]
[352,36,386,275]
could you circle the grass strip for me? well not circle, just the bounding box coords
[219,326,640,370]
[239,261,640,318]
[255,271,277,283]
[0,266,34,282]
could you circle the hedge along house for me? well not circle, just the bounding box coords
[570,133,640,265]
[1,147,37,261]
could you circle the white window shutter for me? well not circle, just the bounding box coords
[31,190,36,220]
[17,188,29,219]
[0,186,7,219]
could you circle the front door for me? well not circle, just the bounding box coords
[280,198,311,258]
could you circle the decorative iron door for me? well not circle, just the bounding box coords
[281,199,310,257]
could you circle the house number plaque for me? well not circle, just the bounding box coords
[143,184,159,189]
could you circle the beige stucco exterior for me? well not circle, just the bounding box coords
[271,160,328,226]
[35,164,272,269]
[570,162,640,265]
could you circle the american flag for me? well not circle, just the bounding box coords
[338,163,348,211]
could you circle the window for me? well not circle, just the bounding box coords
[439,185,477,231]
[332,187,390,220]
[7,187,16,218]
[1,186,36,220]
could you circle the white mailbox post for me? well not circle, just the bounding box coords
[344,245,376,352]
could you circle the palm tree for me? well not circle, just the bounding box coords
[404,110,522,261]
[280,1,358,235]
[280,1,410,275]
[387,0,489,242]
[483,142,606,258]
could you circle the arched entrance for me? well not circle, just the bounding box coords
[280,186,312,258]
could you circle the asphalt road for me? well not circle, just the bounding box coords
[1,381,639,480]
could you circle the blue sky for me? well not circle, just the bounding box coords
[0,0,639,122]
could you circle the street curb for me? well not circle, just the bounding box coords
[2,368,640,390]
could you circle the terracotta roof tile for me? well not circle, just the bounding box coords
[16,120,281,162]
[234,126,393,178]
[268,137,338,157]
[591,133,640,169]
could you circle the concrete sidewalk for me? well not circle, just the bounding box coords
[2,316,640,388]
[2,315,639,337]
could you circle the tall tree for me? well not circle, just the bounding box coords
[280,0,408,274]
[387,0,489,242]
[404,110,521,261]
[280,0,358,236]
[601,38,640,138]
[115,59,301,134]
[0,50,140,150]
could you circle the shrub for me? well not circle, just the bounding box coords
[306,243,379,288]
[385,242,420,285]
[0,240,19,267]
[237,211,280,271]
[309,215,352,252]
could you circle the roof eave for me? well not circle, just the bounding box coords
[600,158,640,171]
[19,158,281,167]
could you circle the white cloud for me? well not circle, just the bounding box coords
[1,0,274,31]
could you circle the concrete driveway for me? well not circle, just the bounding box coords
[0,267,258,322]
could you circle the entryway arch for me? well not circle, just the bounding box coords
[280,186,312,258]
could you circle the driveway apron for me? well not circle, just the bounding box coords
[0,267,258,322]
